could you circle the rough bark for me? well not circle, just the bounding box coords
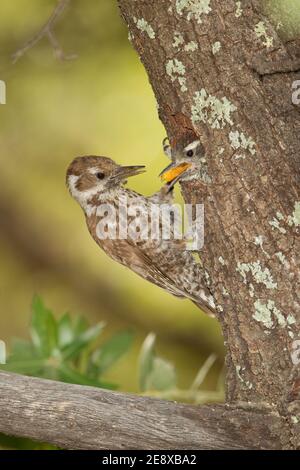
[0,371,285,450]
[118,0,300,449]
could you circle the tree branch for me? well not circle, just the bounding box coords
[12,0,77,63]
[0,371,284,449]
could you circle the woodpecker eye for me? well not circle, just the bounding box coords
[96,172,105,180]
[186,150,194,157]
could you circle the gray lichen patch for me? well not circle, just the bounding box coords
[222,287,229,297]
[191,89,237,129]
[236,365,244,381]
[166,59,187,92]
[172,32,198,52]
[249,283,255,298]
[237,260,277,290]
[276,211,284,221]
[184,158,211,183]
[253,299,273,328]
[128,31,134,42]
[184,41,198,52]
[254,235,270,258]
[268,203,299,234]
[287,201,300,227]
[173,31,184,49]
[291,415,299,424]
[275,251,286,265]
[287,314,296,326]
[175,0,212,24]
[204,270,211,286]
[236,365,253,389]
[234,154,246,160]
[235,1,242,18]
[254,235,263,246]
[253,299,279,329]
[254,21,274,48]
[253,299,295,331]
[198,167,212,183]
[229,130,256,156]
[133,17,156,39]
[269,215,287,234]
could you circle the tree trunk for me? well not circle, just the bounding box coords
[118,0,300,448]
[0,371,285,450]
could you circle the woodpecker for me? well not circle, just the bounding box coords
[66,155,216,316]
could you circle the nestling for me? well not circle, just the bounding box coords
[160,139,207,186]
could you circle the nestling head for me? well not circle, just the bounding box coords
[66,155,145,206]
[160,140,205,186]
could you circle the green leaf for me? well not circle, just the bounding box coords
[145,357,177,391]
[73,315,90,336]
[138,333,177,392]
[57,363,117,389]
[10,339,36,361]
[61,322,105,361]
[30,295,58,358]
[92,330,134,374]
[58,313,73,348]
[138,333,156,392]
[58,314,97,349]
[0,359,46,375]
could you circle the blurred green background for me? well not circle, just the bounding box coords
[0,0,224,398]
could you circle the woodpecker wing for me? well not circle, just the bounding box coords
[98,237,215,317]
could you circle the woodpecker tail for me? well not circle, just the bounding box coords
[192,300,216,318]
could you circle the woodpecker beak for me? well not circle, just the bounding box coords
[113,165,146,182]
[159,161,192,185]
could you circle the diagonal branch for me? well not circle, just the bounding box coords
[0,371,284,450]
[12,0,77,63]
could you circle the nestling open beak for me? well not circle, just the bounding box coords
[159,161,192,185]
[113,165,146,182]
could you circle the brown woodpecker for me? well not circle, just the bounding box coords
[66,155,216,316]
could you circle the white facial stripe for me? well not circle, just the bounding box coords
[68,174,79,196]
[88,168,100,175]
[67,174,99,213]
[184,140,200,152]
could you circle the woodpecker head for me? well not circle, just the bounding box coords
[160,140,205,187]
[66,155,145,207]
